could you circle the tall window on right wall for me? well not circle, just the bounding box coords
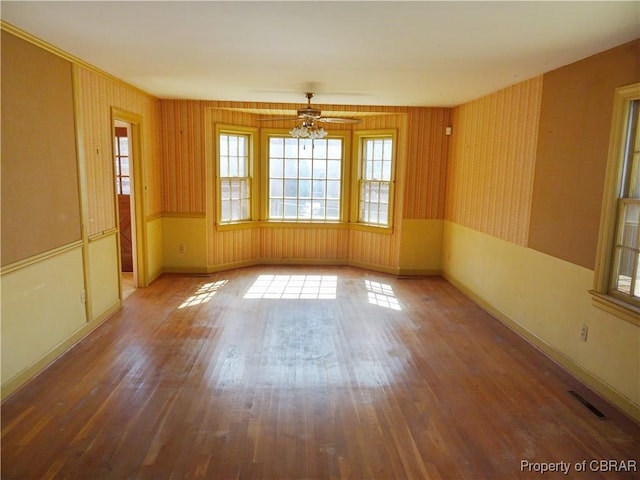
[355,132,396,228]
[610,97,640,303]
[591,83,640,324]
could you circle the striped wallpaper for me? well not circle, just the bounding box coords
[445,77,543,246]
[159,99,451,270]
[75,66,161,237]
[404,108,452,219]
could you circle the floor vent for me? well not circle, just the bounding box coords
[568,390,605,418]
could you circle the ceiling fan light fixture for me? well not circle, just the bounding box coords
[289,122,327,139]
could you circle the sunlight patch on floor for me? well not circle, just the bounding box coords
[244,275,337,299]
[365,280,401,310]
[179,280,228,309]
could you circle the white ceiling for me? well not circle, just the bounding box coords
[2,1,639,107]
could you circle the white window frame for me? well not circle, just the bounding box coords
[215,125,256,225]
[591,83,640,326]
[263,131,347,223]
[352,130,396,230]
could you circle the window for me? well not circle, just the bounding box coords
[609,99,640,304]
[356,133,395,227]
[267,136,343,221]
[217,129,254,223]
[592,83,640,324]
[114,126,130,194]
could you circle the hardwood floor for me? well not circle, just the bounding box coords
[2,266,639,479]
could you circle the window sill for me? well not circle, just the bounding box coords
[216,221,259,232]
[589,290,640,327]
[261,221,348,230]
[215,220,395,234]
[348,223,394,235]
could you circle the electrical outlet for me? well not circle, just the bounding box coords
[178,244,186,255]
[580,324,589,342]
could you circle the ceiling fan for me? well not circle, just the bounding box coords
[258,92,361,125]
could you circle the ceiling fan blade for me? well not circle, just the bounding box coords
[318,117,361,124]
[257,116,300,122]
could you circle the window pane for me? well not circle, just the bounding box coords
[299,159,312,178]
[220,157,229,177]
[219,132,252,223]
[229,157,238,176]
[121,177,130,195]
[284,138,298,157]
[327,139,341,159]
[620,203,640,248]
[312,200,326,219]
[326,200,340,219]
[298,199,312,219]
[299,139,313,158]
[327,160,341,179]
[268,136,342,221]
[231,181,240,199]
[313,140,327,158]
[379,208,388,225]
[284,179,297,197]
[270,138,284,157]
[613,247,634,294]
[299,180,311,198]
[228,136,238,156]
[313,180,326,198]
[380,183,389,204]
[221,199,231,221]
[270,179,283,197]
[284,200,297,218]
[327,180,340,199]
[313,159,326,179]
[360,201,368,223]
[240,199,250,220]
[241,178,250,198]
[237,136,247,157]
[359,137,393,226]
[220,135,229,156]
[270,158,283,178]
[284,159,298,178]
[270,199,283,217]
[119,137,129,155]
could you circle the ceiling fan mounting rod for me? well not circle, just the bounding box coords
[305,92,314,104]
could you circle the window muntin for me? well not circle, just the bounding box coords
[219,132,251,223]
[609,99,640,304]
[359,136,394,226]
[268,136,343,221]
[114,126,130,195]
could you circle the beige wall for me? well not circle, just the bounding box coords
[529,39,640,269]
[1,28,163,397]
[1,31,81,265]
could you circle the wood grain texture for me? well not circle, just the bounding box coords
[2,266,638,479]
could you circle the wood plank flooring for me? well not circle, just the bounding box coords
[2,266,639,479]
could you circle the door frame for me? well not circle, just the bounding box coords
[111,107,149,289]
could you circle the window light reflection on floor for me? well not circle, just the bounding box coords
[178,280,228,309]
[244,275,337,299]
[365,280,401,310]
